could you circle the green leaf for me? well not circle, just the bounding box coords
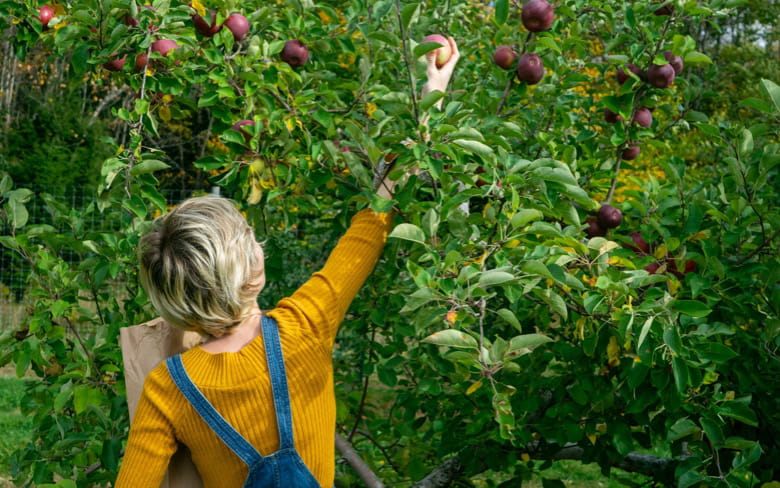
[478,270,515,287]
[717,401,758,427]
[422,329,478,349]
[672,356,689,394]
[739,128,754,157]
[413,41,443,59]
[401,2,419,31]
[739,97,773,114]
[696,342,738,363]
[532,166,577,186]
[123,194,148,219]
[700,417,724,447]
[667,418,700,441]
[507,333,552,354]
[495,0,509,24]
[731,442,762,471]
[522,260,554,279]
[672,300,711,317]
[419,90,446,111]
[453,139,494,159]
[683,51,712,65]
[130,159,170,176]
[497,308,522,332]
[760,79,780,112]
[511,209,544,228]
[389,223,426,244]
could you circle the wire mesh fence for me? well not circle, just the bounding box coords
[1,186,210,330]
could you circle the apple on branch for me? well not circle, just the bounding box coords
[493,46,517,70]
[192,9,222,37]
[224,13,249,41]
[280,40,309,67]
[516,53,544,85]
[39,5,55,29]
[522,0,555,32]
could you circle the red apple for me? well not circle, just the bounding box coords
[151,39,178,57]
[647,63,676,88]
[616,63,644,85]
[605,108,622,123]
[621,145,641,160]
[516,52,544,85]
[232,120,255,142]
[103,54,127,72]
[39,5,55,29]
[632,107,653,128]
[664,50,684,74]
[645,262,660,274]
[521,0,555,33]
[134,53,148,72]
[280,40,309,68]
[585,217,606,238]
[192,9,222,37]
[653,2,674,15]
[422,34,452,68]
[626,232,650,254]
[493,46,517,70]
[597,204,623,229]
[224,13,249,41]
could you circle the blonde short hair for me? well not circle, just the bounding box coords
[138,196,265,336]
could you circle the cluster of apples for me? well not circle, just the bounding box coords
[492,0,554,85]
[100,6,309,73]
[624,232,696,278]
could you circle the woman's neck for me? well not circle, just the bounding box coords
[200,303,262,354]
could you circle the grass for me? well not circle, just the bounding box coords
[0,374,32,485]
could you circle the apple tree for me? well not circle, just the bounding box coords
[0,0,778,486]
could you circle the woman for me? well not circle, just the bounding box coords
[115,37,460,488]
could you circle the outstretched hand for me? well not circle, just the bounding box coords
[423,37,460,95]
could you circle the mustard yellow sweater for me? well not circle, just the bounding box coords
[115,209,393,488]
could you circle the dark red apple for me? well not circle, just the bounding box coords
[134,53,148,72]
[622,145,641,160]
[664,50,684,74]
[653,2,674,15]
[192,9,222,37]
[616,63,644,85]
[521,0,555,33]
[632,107,653,128]
[151,39,178,57]
[280,40,309,68]
[605,108,622,123]
[422,34,452,68]
[493,46,517,70]
[232,120,255,142]
[39,5,55,29]
[626,232,650,254]
[224,13,249,41]
[103,54,127,72]
[647,63,675,88]
[585,216,606,238]
[516,53,544,85]
[645,262,660,274]
[684,259,696,274]
[597,204,622,229]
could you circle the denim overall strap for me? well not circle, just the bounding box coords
[166,354,263,467]
[260,315,295,451]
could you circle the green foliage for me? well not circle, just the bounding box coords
[0,0,778,486]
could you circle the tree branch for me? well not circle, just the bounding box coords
[335,434,386,488]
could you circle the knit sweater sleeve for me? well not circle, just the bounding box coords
[115,365,178,487]
[271,208,393,350]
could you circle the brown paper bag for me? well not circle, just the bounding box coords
[119,317,204,488]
